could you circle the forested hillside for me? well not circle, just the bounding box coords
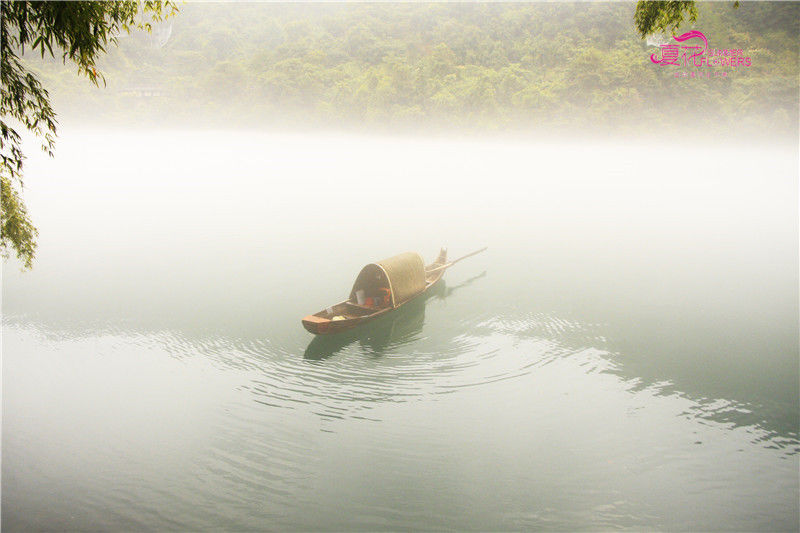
[24,2,799,134]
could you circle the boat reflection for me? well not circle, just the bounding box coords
[303,272,486,361]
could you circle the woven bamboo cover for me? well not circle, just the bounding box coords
[350,252,426,307]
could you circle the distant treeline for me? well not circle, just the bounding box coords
[24,2,799,133]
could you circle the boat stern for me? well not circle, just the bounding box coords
[302,314,332,334]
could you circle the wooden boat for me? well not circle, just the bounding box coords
[301,247,487,335]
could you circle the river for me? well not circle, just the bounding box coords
[3,130,798,530]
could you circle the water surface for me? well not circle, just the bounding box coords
[3,131,798,530]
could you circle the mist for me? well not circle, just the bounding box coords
[3,2,799,531]
[20,2,800,139]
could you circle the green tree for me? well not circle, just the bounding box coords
[634,0,739,37]
[1,1,176,269]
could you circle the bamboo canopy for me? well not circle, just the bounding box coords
[349,252,426,308]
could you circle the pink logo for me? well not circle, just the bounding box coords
[649,30,752,72]
[651,31,708,65]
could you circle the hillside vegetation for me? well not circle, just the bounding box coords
[25,2,799,134]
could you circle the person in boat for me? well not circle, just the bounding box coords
[377,286,391,307]
[368,271,391,308]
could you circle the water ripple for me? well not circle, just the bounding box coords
[205,311,621,425]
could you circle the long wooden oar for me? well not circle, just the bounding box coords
[426,247,487,273]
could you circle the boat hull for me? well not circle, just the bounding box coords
[302,273,444,336]
[302,314,368,335]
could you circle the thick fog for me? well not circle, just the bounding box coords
[3,2,798,531]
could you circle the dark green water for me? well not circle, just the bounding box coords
[3,131,798,530]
